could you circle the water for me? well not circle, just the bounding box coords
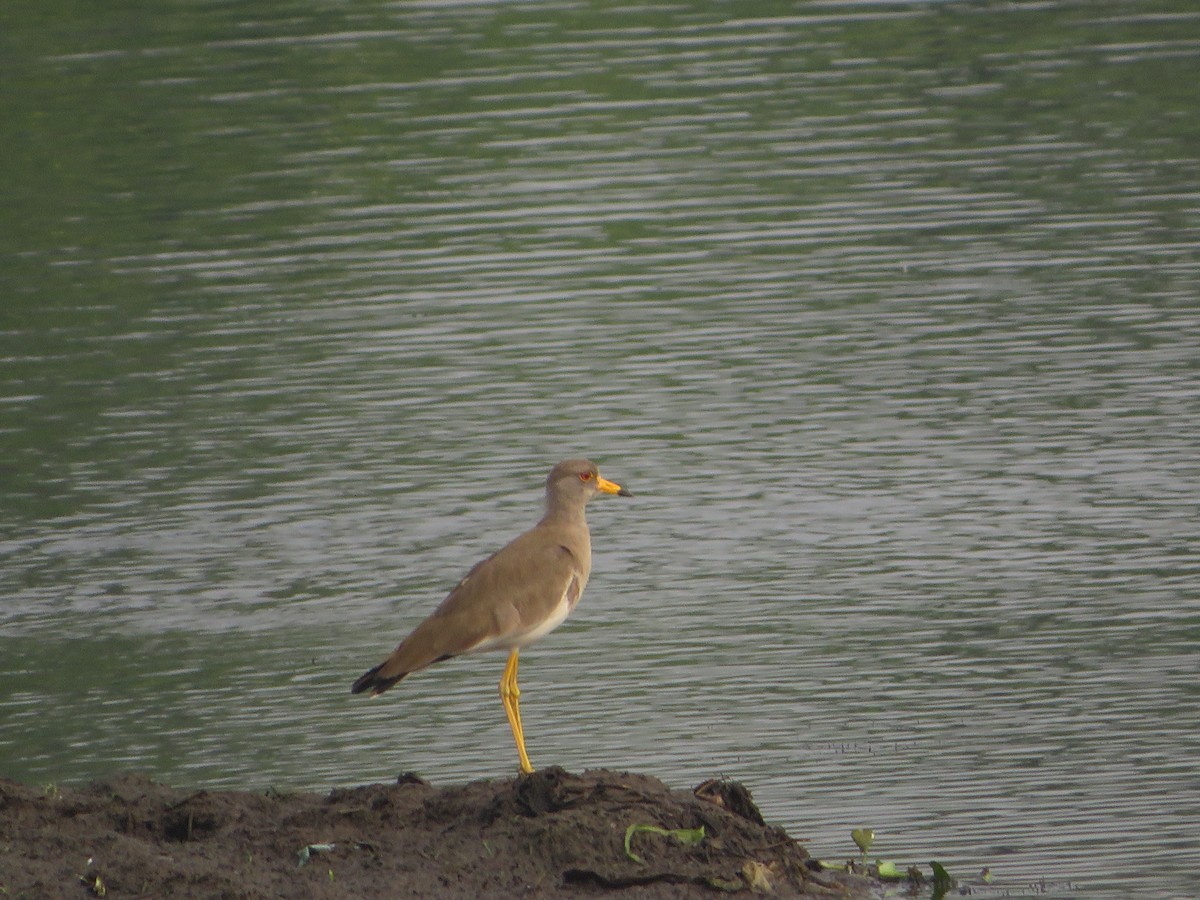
[3,1,1199,897]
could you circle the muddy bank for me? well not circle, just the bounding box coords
[0,767,877,898]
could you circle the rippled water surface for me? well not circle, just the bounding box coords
[3,2,1199,897]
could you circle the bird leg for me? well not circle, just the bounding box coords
[500,649,534,774]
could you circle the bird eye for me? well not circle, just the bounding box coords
[578,472,593,482]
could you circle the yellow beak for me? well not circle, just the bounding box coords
[597,476,632,497]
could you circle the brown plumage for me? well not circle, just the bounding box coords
[351,458,631,773]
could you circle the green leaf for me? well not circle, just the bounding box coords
[851,828,874,855]
[930,860,956,899]
[876,860,901,879]
[623,824,706,864]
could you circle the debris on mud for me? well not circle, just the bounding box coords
[1,767,877,898]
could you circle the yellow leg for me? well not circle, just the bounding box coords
[500,649,534,774]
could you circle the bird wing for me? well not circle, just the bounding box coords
[371,524,586,679]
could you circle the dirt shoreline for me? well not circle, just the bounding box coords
[1,767,877,898]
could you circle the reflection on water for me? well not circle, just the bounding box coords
[3,2,1198,897]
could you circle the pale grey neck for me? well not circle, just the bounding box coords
[541,493,589,528]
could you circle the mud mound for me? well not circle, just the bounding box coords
[0,768,873,898]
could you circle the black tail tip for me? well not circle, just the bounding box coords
[350,663,383,695]
[351,663,404,696]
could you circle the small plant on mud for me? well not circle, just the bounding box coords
[850,827,873,865]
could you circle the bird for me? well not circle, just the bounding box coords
[351,458,632,774]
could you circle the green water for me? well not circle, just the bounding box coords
[3,2,1199,897]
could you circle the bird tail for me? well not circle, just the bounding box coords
[350,662,406,696]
